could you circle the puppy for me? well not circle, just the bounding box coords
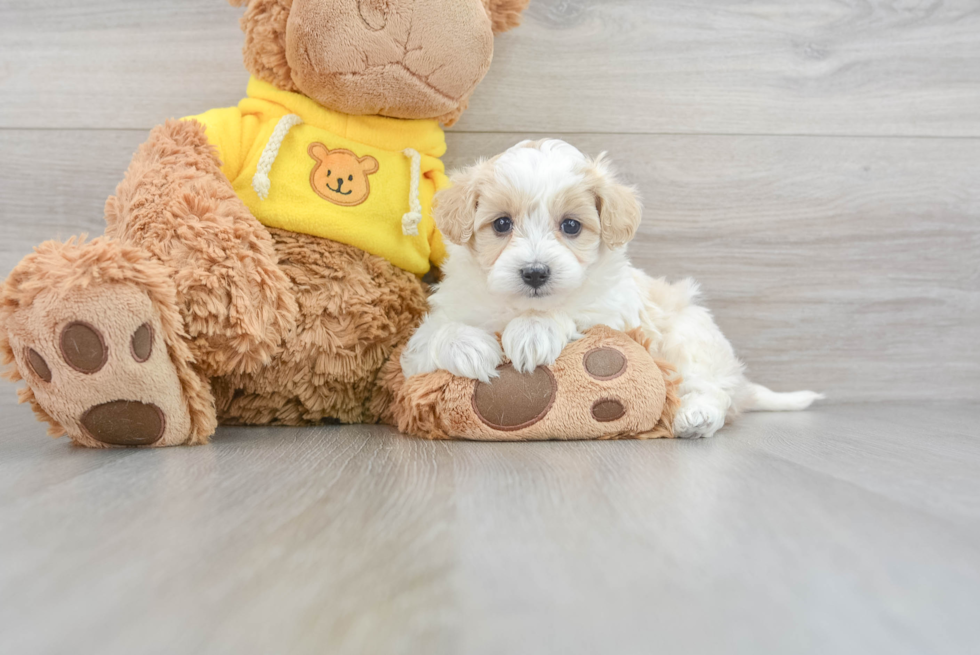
[401,139,821,438]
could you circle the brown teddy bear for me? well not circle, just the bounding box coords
[0,0,678,447]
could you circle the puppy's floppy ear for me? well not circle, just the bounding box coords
[482,0,531,34]
[591,154,642,249]
[434,163,485,246]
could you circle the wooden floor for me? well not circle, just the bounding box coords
[1,1,979,653]
[2,393,979,655]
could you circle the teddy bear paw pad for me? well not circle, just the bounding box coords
[473,364,556,431]
[583,347,627,380]
[591,398,626,422]
[81,400,166,446]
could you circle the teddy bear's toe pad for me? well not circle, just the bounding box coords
[473,364,556,431]
[584,347,627,380]
[61,322,108,373]
[592,398,627,422]
[81,401,165,446]
[27,349,52,383]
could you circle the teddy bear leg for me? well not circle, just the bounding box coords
[215,231,429,426]
[381,326,680,441]
[104,119,297,379]
[0,238,217,447]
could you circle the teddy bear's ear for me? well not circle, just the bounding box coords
[482,0,531,34]
[234,0,297,93]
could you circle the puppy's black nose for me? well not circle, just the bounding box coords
[521,265,550,289]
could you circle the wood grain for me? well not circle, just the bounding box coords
[1,396,979,655]
[1,0,979,136]
[2,129,977,402]
[461,0,980,136]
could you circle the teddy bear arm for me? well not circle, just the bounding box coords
[104,119,297,378]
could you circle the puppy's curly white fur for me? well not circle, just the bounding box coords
[401,139,822,438]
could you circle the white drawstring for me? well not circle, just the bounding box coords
[252,113,303,200]
[402,148,423,236]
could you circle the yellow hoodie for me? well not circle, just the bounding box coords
[185,77,448,276]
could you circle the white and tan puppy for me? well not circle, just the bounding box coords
[401,139,821,438]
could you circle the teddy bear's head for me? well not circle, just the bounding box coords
[228,0,529,126]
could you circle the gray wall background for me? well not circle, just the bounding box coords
[1,0,978,402]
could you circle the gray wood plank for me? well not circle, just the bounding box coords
[0,1,249,130]
[1,397,979,655]
[461,0,980,136]
[2,0,980,136]
[0,129,141,269]
[2,129,977,402]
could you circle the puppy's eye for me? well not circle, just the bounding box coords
[327,170,332,177]
[492,217,513,235]
[348,174,354,181]
[561,218,583,236]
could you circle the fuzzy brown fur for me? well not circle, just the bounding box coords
[214,229,428,426]
[624,328,680,440]
[105,119,297,379]
[231,0,297,95]
[483,0,531,33]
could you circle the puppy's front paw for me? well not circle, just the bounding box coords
[441,328,505,382]
[673,394,727,439]
[502,315,576,374]
[402,322,504,382]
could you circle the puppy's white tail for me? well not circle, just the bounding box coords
[743,383,824,412]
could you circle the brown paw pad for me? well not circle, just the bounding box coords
[60,322,108,373]
[28,348,52,383]
[592,398,626,422]
[472,364,557,431]
[81,401,165,446]
[584,347,627,380]
[130,323,154,362]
